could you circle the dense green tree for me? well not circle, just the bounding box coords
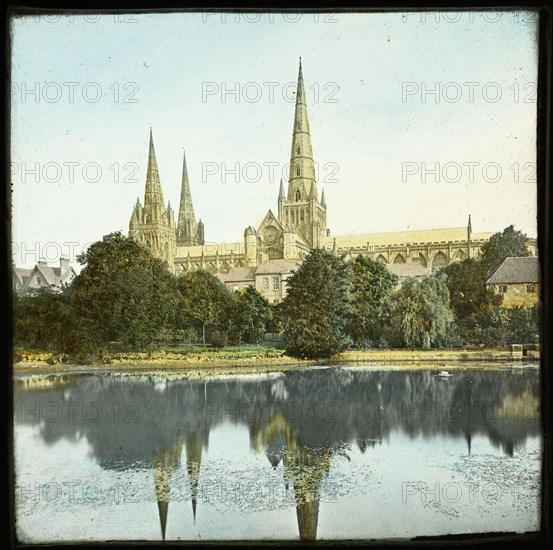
[228,286,273,344]
[13,289,71,351]
[454,306,540,347]
[481,225,530,275]
[70,232,178,354]
[387,275,453,349]
[176,269,234,345]
[349,255,394,347]
[281,249,352,359]
[440,259,502,320]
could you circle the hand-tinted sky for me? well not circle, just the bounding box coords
[11,10,538,267]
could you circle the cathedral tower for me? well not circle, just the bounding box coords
[278,58,327,248]
[129,128,176,270]
[176,150,205,246]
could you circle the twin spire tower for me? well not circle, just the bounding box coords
[128,130,205,267]
[129,59,328,271]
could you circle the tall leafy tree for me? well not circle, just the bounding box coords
[13,289,71,351]
[481,225,530,275]
[349,255,394,347]
[440,259,502,320]
[387,275,453,349]
[229,286,273,344]
[281,249,352,359]
[176,270,234,345]
[70,232,178,353]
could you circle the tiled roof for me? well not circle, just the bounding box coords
[255,260,300,275]
[218,266,256,283]
[486,256,539,285]
[13,267,32,285]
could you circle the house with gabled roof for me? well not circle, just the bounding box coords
[486,256,540,308]
[13,257,77,294]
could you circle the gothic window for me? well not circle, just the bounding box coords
[36,276,41,286]
[296,166,300,177]
[432,251,448,269]
[295,190,301,201]
[145,214,151,224]
[272,276,280,290]
[300,209,304,222]
[393,254,406,264]
[262,277,269,291]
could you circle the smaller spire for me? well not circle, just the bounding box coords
[468,214,472,235]
[321,189,326,207]
[278,178,285,200]
[168,200,171,210]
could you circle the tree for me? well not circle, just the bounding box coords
[70,232,178,355]
[176,270,234,345]
[440,259,502,320]
[349,255,394,347]
[481,225,530,275]
[387,275,453,349]
[13,289,71,351]
[229,286,273,344]
[281,249,352,359]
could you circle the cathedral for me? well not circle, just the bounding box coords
[128,59,536,303]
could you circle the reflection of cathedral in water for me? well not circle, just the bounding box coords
[14,368,541,541]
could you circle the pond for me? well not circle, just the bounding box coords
[13,364,541,542]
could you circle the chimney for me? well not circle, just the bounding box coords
[38,257,47,266]
[60,256,70,274]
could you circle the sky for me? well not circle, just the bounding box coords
[10,10,539,268]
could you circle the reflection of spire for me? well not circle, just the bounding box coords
[185,429,204,524]
[252,411,331,542]
[158,501,168,541]
[153,433,182,541]
[465,430,472,456]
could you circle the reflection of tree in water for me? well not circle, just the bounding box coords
[15,368,541,540]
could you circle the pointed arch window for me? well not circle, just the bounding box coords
[296,166,301,177]
[295,190,301,201]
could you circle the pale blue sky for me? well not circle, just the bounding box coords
[11,10,538,267]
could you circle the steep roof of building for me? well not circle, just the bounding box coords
[486,256,539,285]
[218,267,257,283]
[13,267,33,285]
[255,259,300,275]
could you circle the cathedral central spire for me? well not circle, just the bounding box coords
[278,59,327,248]
[287,57,316,202]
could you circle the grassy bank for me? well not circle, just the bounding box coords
[12,344,539,378]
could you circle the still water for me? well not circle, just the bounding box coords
[14,364,541,542]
